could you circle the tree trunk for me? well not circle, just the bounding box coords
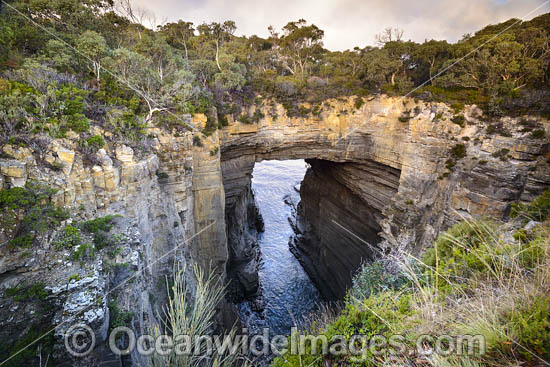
[429,57,435,84]
[145,100,166,124]
[284,64,295,75]
[184,40,189,68]
[158,59,164,82]
[95,62,101,91]
[215,40,222,72]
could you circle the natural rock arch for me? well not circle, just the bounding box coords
[195,95,549,301]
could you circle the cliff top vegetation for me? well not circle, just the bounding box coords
[0,1,548,151]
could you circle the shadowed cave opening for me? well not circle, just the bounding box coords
[222,156,400,334]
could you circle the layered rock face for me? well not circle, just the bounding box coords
[0,95,548,365]
[293,159,400,300]
[220,95,550,300]
[0,119,227,365]
[221,154,264,305]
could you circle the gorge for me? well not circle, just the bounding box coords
[1,4,549,365]
[0,95,549,366]
[218,95,549,305]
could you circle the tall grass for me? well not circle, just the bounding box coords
[398,218,550,366]
[148,266,246,367]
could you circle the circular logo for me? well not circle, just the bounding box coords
[64,323,96,357]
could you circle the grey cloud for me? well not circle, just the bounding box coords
[129,0,548,50]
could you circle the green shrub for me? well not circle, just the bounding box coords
[0,187,36,210]
[55,224,82,249]
[445,159,456,170]
[65,114,90,133]
[92,231,111,249]
[186,94,213,115]
[217,113,228,127]
[398,110,411,122]
[21,205,69,234]
[491,148,510,161]
[238,113,251,124]
[0,78,10,93]
[193,135,203,147]
[0,183,69,249]
[508,295,550,360]
[518,236,547,270]
[79,215,118,250]
[8,233,35,248]
[0,326,55,367]
[450,143,467,159]
[450,103,465,114]
[298,105,311,116]
[273,290,412,367]
[422,220,497,291]
[513,229,528,243]
[86,135,105,151]
[354,97,365,110]
[311,104,322,116]
[510,189,550,222]
[531,129,545,139]
[250,109,265,122]
[5,282,48,302]
[350,261,409,301]
[108,299,133,331]
[109,246,123,257]
[51,161,63,171]
[156,171,169,180]
[80,215,117,233]
[281,101,298,117]
[68,273,82,282]
[451,115,465,127]
[73,243,95,260]
[203,114,217,136]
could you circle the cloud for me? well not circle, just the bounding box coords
[129,0,549,50]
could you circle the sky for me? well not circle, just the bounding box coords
[129,0,549,51]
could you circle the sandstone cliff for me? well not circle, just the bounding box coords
[0,117,225,365]
[0,95,548,364]
[219,95,550,300]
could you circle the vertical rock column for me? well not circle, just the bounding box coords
[191,133,240,331]
[191,133,229,277]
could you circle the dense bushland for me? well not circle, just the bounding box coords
[0,1,548,152]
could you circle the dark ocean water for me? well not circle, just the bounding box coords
[237,159,322,336]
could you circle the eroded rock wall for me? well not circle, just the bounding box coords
[0,121,227,365]
[1,94,548,364]
[292,159,400,300]
[220,95,550,299]
[221,154,263,304]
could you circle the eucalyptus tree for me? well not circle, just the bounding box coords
[159,21,195,64]
[413,40,451,84]
[75,31,108,88]
[269,19,325,78]
[197,21,237,72]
